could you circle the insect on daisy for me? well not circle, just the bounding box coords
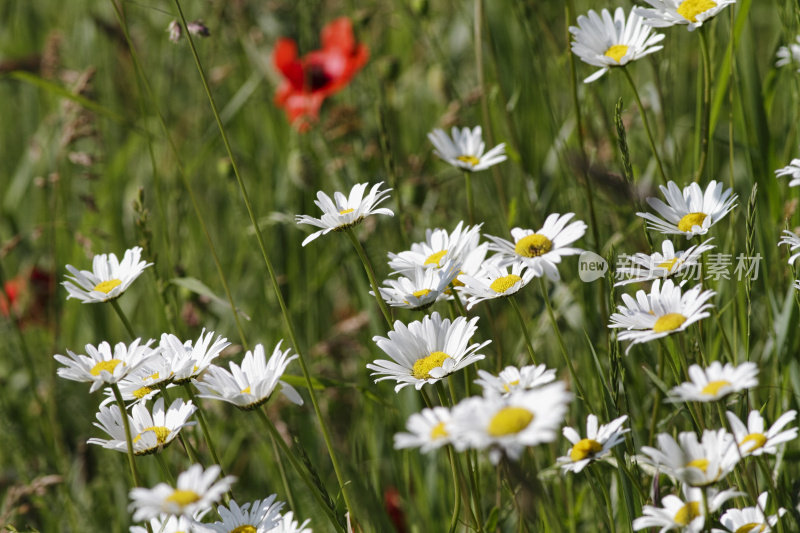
[608,279,715,353]
[637,180,737,238]
[725,409,798,457]
[206,496,284,533]
[367,312,489,392]
[394,406,454,453]
[427,126,506,172]
[634,0,737,31]
[457,261,538,310]
[713,492,786,533]
[63,246,152,303]
[640,429,740,487]
[54,338,158,393]
[473,364,557,396]
[668,361,758,402]
[569,7,665,83]
[632,485,741,532]
[775,159,800,187]
[295,182,393,246]
[558,414,629,473]
[614,239,715,286]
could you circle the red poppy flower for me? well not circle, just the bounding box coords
[273,17,368,131]
[1,266,54,328]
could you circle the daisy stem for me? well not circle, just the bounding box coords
[110,383,141,488]
[466,451,486,532]
[700,487,710,529]
[621,67,668,185]
[463,170,476,224]
[448,285,468,317]
[182,385,227,479]
[154,452,175,485]
[160,385,201,467]
[695,29,712,182]
[269,431,298,515]
[509,295,537,364]
[445,446,463,533]
[344,228,394,328]
[109,299,136,340]
[589,467,617,533]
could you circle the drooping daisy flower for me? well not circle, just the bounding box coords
[375,263,460,311]
[267,511,312,533]
[367,312,489,392]
[637,180,737,238]
[712,492,786,533]
[633,485,741,532]
[88,398,196,456]
[129,514,202,533]
[486,213,587,281]
[54,338,158,393]
[206,496,284,533]
[100,369,173,406]
[775,159,800,187]
[668,361,758,402]
[569,7,665,83]
[473,364,557,396]
[129,464,235,521]
[640,429,740,487]
[194,342,303,409]
[450,383,572,464]
[615,239,715,286]
[159,329,230,384]
[387,221,483,275]
[779,230,800,265]
[63,246,152,303]
[295,182,393,246]
[427,126,506,172]
[776,36,800,70]
[394,406,454,453]
[608,279,715,353]
[725,410,798,457]
[457,261,538,310]
[558,414,629,473]
[634,0,737,31]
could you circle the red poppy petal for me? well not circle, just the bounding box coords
[321,17,356,53]
[273,38,304,88]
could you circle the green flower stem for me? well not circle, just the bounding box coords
[621,67,668,185]
[466,451,485,532]
[109,299,136,340]
[154,452,175,485]
[695,29,712,182]
[589,467,617,533]
[157,384,200,465]
[509,295,537,364]
[345,228,394,328]
[449,285,468,317]
[183,385,226,475]
[463,170,476,224]
[700,488,710,529]
[269,431,298,514]
[445,445,463,533]
[110,383,141,488]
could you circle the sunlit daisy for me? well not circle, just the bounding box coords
[713,492,786,533]
[375,263,460,311]
[129,464,235,521]
[474,364,557,396]
[558,414,629,473]
[668,361,758,402]
[88,398,196,456]
[427,126,506,172]
[129,514,201,533]
[394,406,454,453]
[615,239,715,286]
[54,338,158,393]
[486,213,587,281]
[194,342,303,410]
[569,7,665,83]
[608,279,715,353]
[775,159,800,187]
[779,230,800,265]
[387,221,483,275]
[636,180,737,238]
[640,429,740,487]
[267,511,312,533]
[100,369,173,406]
[725,410,798,457]
[63,246,152,303]
[159,329,230,384]
[457,261,538,310]
[450,383,571,463]
[776,36,800,70]
[634,0,737,31]
[633,486,741,532]
[367,312,489,392]
[295,182,393,246]
[206,496,284,533]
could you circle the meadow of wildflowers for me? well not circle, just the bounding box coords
[3,0,800,532]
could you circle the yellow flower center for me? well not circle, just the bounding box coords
[90,359,122,376]
[166,489,200,506]
[241,386,251,394]
[490,274,523,294]
[424,250,448,267]
[430,421,448,440]
[674,501,701,526]
[735,524,766,533]
[677,212,708,233]
[502,379,520,393]
[132,426,170,445]
[686,458,709,472]
[93,279,122,294]
[133,386,152,399]
[457,155,480,167]
[146,372,160,381]
[701,380,731,396]
[570,438,604,462]
[514,234,553,258]
[604,44,629,63]
[740,433,767,452]
[488,407,534,437]
[677,0,717,22]
[231,526,258,533]
[412,289,432,299]
[412,351,450,380]
[652,313,687,333]
[657,258,680,272]
[339,208,354,215]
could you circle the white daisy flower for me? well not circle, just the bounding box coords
[88,397,196,456]
[636,180,737,238]
[640,429,740,487]
[779,230,800,265]
[615,239,715,286]
[569,7,665,83]
[558,414,629,473]
[608,279,715,353]
[776,36,800,70]
[473,364,557,396]
[633,486,741,532]
[375,263,460,311]
[63,246,152,303]
[775,159,800,187]
[295,182,393,246]
[267,511,312,533]
[129,464,235,521]
[54,338,158,393]
[129,514,202,533]
[367,312,489,392]
[99,370,173,406]
[427,126,506,172]
[725,410,798,457]
[634,0,737,31]
[159,329,230,384]
[668,361,758,402]
[194,342,303,410]
[394,406,454,453]
[457,261,538,310]
[206,496,284,533]
[712,492,786,533]
[486,213,587,281]
[387,221,483,275]
[450,383,572,464]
